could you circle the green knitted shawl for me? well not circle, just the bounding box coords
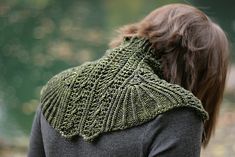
[40,36,209,142]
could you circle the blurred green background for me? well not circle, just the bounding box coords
[0,0,234,156]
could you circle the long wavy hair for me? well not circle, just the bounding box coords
[109,3,229,148]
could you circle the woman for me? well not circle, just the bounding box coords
[28,3,229,157]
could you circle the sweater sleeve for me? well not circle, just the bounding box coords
[27,105,46,157]
[146,107,204,157]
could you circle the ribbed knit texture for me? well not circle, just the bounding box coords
[40,36,209,142]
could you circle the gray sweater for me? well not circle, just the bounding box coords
[27,106,203,157]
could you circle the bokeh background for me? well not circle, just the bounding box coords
[0,0,234,156]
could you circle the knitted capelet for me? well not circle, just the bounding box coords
[40,36,209,142]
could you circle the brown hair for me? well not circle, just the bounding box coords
[109,3,229,148]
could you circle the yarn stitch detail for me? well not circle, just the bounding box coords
[40,36,209,142]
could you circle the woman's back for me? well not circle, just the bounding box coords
[28,3,229,157]
[29,104,203,157]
